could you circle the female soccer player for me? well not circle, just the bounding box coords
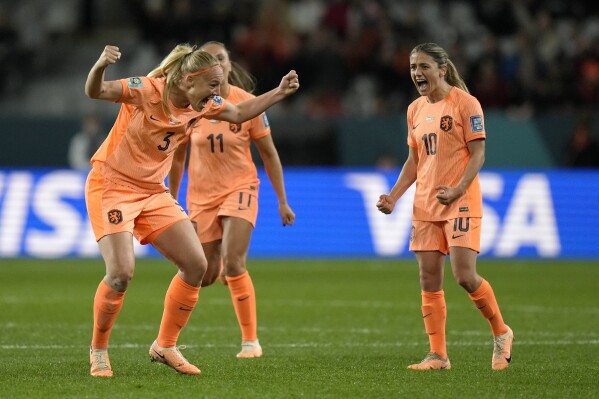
[376,43,513,370]
[168,41,295,359]
[85,44,299,377]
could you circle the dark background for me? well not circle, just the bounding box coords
[1,0,598,168]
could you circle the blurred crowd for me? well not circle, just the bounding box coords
[1,0,599,120]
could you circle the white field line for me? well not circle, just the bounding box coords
[1,339,598,350]
[1,322,597,338]
[1,322,598,339]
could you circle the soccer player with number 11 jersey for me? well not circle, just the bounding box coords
[169,41,295,359]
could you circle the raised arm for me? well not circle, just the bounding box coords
[85,45,124,101]
[216,70,299,124]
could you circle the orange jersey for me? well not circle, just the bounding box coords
[91,76,225,193]
[186,85,270,207]
[407,87,486,221]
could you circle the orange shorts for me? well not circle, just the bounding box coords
[409,217,481,255]
[188,189,258,243]
[85,168,188,244]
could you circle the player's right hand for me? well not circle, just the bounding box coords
[376,194,396,214]
[97,45,121,67]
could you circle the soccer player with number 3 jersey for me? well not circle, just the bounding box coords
[377,43,513,371]
[84,43,299,377]
[168,41,295,359]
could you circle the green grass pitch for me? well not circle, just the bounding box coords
[0,258,597,398]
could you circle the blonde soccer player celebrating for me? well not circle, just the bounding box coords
[85,43,299,377]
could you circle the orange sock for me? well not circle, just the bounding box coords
[91,280,125,349]
[468,279,508,336]
[226,271,257,341]
[156,274,200,348]
[421,290,447,359]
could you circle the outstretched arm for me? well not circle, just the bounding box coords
[255,135,295,226]
[85,45,123,101]
[217,70,300,123]
[377,147,418,214]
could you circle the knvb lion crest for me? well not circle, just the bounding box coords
[107,209,123,224]
[229,123,242,133]
[440,115,453,132]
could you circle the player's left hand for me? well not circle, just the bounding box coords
[435,185,463,206]
[279,203,296,226]
[280,70,300,96]
[376,194,396,214]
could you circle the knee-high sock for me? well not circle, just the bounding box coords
[92,280,125,349]
[421,290,447,358]
[157,274,200,348]
[226,271,257,341]
[468,279,508,336]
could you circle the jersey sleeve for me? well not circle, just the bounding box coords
[199,95,226,119]
[461,96,486,142]
[116,77,157,106]
[249,112,271,140]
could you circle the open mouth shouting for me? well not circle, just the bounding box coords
[415,78,429,93]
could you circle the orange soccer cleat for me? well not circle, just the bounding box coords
[149,340,201,375]
[492,326,514,370]
[407,352,451,370]
[90,348,113,377]
[236,340,263,359]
